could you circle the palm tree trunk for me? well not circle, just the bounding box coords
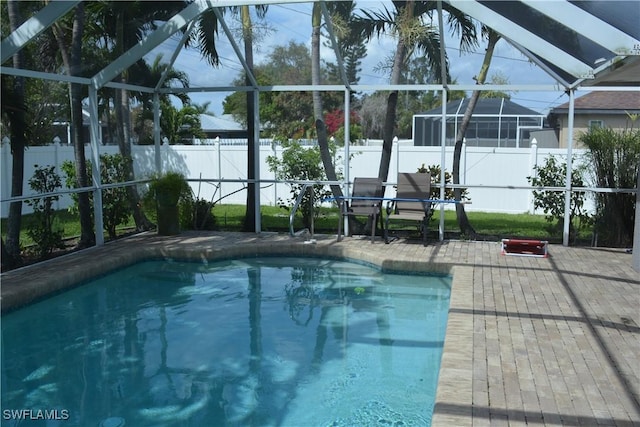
[453,30,500,238]
[115,10,154,232]
[377,39,405,183]
[242,6,257,232]
[311,3,343,201]
[68,3,95,248]
[5,0,26,267]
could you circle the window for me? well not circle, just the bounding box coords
[589,120,604,129]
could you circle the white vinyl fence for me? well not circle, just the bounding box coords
[0,139,591,218]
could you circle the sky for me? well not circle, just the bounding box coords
[145,1,570,118]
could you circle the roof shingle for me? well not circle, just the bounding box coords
[555,91,640,111]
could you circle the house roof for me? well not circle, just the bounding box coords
[199,114,243,132]
[418,98,542,117]
[552,91,640,113]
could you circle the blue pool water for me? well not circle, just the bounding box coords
[1,257,451,426]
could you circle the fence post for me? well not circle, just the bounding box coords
[529,138,538,213]
[216,137,222,201]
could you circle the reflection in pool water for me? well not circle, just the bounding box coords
[1,257,451,426]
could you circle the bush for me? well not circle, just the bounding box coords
[61,154,131,239]
[580,125,640,246]
[527,155,591,241]
[266,139,341,230]
[26,165,65,257]
[142,172,218,232]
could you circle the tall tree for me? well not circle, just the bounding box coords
[312,2,368,205]
[354,1,476,184]
[88,1,186,232]
[3,0,27,268]
[51,2,95,249]
[240,5,260,232]
[452,28,501,238]
[132,54,192,144]
[188,5,267,231]
[311,3,343,202]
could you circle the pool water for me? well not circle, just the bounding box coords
[1,257,451,426]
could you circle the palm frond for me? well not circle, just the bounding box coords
[353,6,397,41]
[443,4,478,52]
[185,10,220,67]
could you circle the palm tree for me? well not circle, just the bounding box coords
[353,1,476,183]
[311,2,343,202]
[51,2,95,249]
[3,0,28,268]
[87,1,186,232]
[311,2,365,204]
[186,5,268,231]
[452,28,501,238]
[132,54,192,143]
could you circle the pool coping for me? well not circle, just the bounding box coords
[1,231,473,426]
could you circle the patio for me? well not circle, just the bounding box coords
[2,231,638,426]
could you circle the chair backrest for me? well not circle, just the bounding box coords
[396,172,431,212]
[351,177,383,210]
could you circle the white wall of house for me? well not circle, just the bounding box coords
[0,139,592,218]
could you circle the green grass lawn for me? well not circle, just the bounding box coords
[2,204,583,249]
[213,204,573,241]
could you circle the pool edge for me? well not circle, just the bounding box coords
[1,232,473,426]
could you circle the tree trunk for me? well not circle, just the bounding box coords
[242,6,257,232]
[377,27,407,184]
[115,10,154,232]
[67,3,95,248]
[311,4,343,202]
[452,30,500,239]
[5,0,26,268]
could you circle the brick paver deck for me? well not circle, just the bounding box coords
[2,231,639,426]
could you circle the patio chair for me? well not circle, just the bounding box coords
[337,177,384,243]
[385,172,433,245]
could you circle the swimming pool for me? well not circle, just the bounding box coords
[1,257,451,426]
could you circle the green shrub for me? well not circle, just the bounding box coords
[61,154,131,239]
[527,156,591,241]
[26,165,65,257]
[580,125,640,246]
[266,139,341,230]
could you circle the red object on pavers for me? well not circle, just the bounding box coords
[501,239,549,258]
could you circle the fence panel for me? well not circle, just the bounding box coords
[1,140,589,217]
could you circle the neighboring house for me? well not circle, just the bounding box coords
[413,98,546,148]
[198,114,247,140]
[548,91,640,148]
